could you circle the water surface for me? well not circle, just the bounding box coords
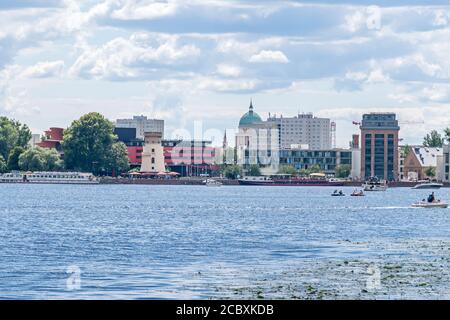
[0,185,449,299]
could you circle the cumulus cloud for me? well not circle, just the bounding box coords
[249,50,289,64]
[69,33,201,80]
[21,60,65,78]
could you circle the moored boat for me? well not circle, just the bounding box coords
[238,175,344,186]
[363,176,387,191]
[412,182,443,189]
[0,171,99,184]
[203,178,222,187]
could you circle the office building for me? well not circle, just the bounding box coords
[115,116,164,139]
[360,113,400,181]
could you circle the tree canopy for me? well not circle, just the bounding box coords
[300,164,322,176]
[247,164,261,176]
[0,117,32,160]
[222,164,242,179]
[335,164,351,179]
[278,165,297,176]
[0,155,6,173]
[423,130,444,148]
[62,112,128,175]
[18,147,63,172]
[7,146,25,171]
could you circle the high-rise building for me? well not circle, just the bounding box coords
[115,116,164,140]
[267,113,332,150]
[360,113,400,181]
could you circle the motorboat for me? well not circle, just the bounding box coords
[204,179,222,187]
[351,190,365,197]
[412,182,443,189]
[411,201,448,208]
[363,177,387,191]
[331,190,345,196]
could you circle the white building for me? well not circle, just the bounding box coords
[29,134,41,147]
[116,116,164,140]
[441,144,450,182]
[235,102,280,175]
[267,113,332,150]
[140,132,165,173]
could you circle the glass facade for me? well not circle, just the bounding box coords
[279,150,352,173]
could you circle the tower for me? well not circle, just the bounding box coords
[140,132,165,173]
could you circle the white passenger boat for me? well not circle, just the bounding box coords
[412,182,443,189]
[363,177,387,191]
[0,171,99,184]
[411,201,448,208]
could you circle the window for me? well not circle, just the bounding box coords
[151,158,155,164]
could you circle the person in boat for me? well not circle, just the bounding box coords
[339,190,343,195]
[427,192,435,203]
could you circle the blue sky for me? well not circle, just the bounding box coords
[1,1,450,147]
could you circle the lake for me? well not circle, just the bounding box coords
[0,184,449,299]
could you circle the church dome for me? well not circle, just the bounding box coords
[239,100,262,127]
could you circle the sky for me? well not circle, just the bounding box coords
[1,1,450,147]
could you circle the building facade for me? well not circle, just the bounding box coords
[279,148,352,175]
[140,132,165,173]
[442,145,450,182]
[402,146,443,181]
[115,116,164,140]
[37,127,64,155]
[349,134,361,181]
[360,113,400,181]
[235,101,280,175]
[267,113,332,150]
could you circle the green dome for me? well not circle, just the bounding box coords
[239,101,262,126]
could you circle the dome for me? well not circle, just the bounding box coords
[239,101,262,127]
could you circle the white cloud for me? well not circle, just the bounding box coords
[249,50,289,64]
[111,0,179,20]
[216,64,241,77]
[69,33,201,80]
[21,60,65,78]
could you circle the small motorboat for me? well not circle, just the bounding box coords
[411,201,448,208]
[203,179,223,187]
[412,182,443,189]
[362,176,387,191]
[331,190,345,196]
[351,190,365,197]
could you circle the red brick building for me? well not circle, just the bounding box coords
[38,127,64,155]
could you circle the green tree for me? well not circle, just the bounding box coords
[62,112,118,174]
[7,146,25,171]
[18,147,63,171]
[423,130,444,147]
[335,164,351,178]
[0,155,7,173]
[222,164,242,179]
[444,128,450,143]
[425,166,436,178]
[300,164,322,176]
[400,145,410,158]
[0,117,32,160]
[278,165,297,176]
[247,164,261,176]
[107,142,130,175]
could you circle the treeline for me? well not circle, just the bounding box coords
[0,113,129,175]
